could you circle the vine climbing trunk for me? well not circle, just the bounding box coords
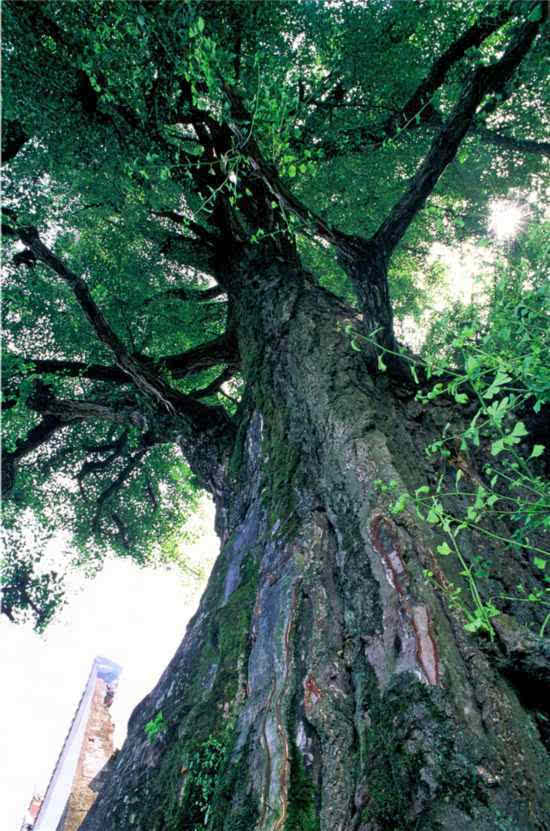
[81,254,549,831]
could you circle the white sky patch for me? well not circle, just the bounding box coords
[1,498,218,830]
[489,199,525,240]
[398,240,495,352]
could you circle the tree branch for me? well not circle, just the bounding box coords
[4,330,239,433]
[382,1,522,140]
[222,84,350,249]
[26,381,141,427]
[92,448,149,537]
[145,285,226,306]
[372,6,546,260]
[2,414,70,495]
[152,229,218,274]
[77,432,129,493]
[1,119,29,164]
[190,366,236,399]
[7,357,130,385]
[160,330,240,379]
[152,210,219,245]
[2,222,230,417]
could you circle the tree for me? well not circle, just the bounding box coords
[2,1,549,828]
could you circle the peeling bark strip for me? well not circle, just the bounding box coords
[370,513,440,686]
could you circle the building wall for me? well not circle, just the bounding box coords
[33,657,121,831]
[61,678,115,831]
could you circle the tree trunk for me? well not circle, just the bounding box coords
[80,256,549,831]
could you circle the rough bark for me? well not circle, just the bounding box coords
[80,257,549,831]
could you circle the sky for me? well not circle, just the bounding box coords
[0,499,218,831]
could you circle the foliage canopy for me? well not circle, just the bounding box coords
[1,0,548,629]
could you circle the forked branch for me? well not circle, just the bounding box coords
[372,6,546,260]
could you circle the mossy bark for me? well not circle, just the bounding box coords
[81,257,549,831]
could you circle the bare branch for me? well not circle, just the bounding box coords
[26,381,139,427]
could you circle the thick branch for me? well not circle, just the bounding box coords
[161,330,240,379]
[7,327,237,390]
[6,414,69,464]
[223,84,349,249]
[8,357,129,385]
[146,285,226,306]
[372,7,545,259]
[152,211,219,245]
[2,223,236,424]
[1,119,29,164]
[1,414,70,495]
[26,381,139,428]
[191,366,236,399]
[152,230,217,274]
[383,2,521,139]
[2,223,185,413]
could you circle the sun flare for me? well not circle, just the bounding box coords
[489,200,525,240]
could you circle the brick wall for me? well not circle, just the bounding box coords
[61,678,115,831]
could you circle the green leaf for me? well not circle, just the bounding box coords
[511,420,528,438]
[464,617,487,634]
[377,354,387,372]
[528,5,543,22]
[529,444,544,458]
[288,164,297,178]
[391,493,409,515]
[436,542,452,556]
[454,393,468,404]
[533,557,546,571]
[491,438,504,456]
